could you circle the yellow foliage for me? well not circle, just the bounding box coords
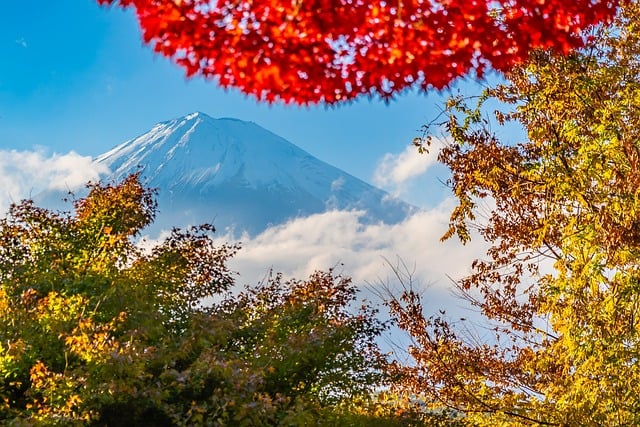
[389,2,640,425]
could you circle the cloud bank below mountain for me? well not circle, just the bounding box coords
[204,200,488,317]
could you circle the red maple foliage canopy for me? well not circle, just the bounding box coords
[98,0,618,104]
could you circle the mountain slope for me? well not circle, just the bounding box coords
[94,112,414,235]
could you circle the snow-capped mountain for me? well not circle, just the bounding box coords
[94,112,414,236]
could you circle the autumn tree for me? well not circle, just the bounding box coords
[0,173,399,425]
[385,2,640,425]
[96,0,618,104]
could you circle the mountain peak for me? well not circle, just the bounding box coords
[165,111,252,127]
[184,111,204,121]
[95,113,414,235]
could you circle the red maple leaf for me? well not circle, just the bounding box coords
[97,0,618,104]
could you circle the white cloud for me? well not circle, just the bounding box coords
[373,140,443,204]
[0,149,109,213]
[330,176,345,191]
[373,140,443,197]
[208,201,488,317]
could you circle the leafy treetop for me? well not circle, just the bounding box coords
[97,0,619,104]
[387,2,640,424]
[0,173,432,425]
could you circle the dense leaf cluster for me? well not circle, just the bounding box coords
[390,2,640,425]
[97,0,617,104]
[0,174,409,426]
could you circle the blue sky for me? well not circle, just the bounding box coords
[0,0,496,207]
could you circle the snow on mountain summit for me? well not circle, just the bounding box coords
[99,113,293,188]
[95,112,414,236]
